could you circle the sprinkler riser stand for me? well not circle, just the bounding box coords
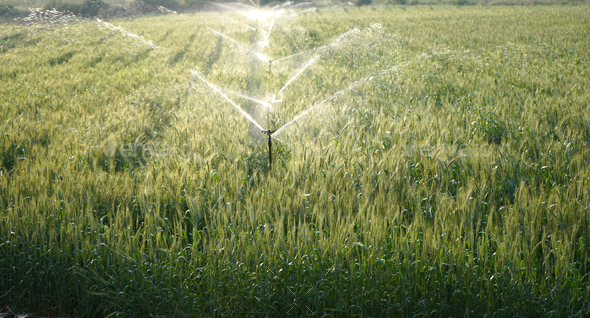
[262,130,275,172]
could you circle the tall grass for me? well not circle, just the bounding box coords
[1,5,590,317]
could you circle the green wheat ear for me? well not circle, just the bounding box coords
[104,142,118,157]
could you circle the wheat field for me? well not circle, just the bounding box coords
[1,4,590,317]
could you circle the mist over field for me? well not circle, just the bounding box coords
[1,0,590,317]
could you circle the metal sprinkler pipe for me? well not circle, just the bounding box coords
[262,130,275,172]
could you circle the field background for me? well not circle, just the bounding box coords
[2,4,590,317]
[3,0,590,10]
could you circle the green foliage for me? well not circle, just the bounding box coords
[35,0,183,18]
[79,0,109,16]
[41,0,77,12]
[144,0,181,9]
[1,5,590,317]
[40,0,111,17]
[0,3,20,16]
[129,0,181,13]
[180,0,203,8]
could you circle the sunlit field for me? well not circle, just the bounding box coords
[2,4,590,317]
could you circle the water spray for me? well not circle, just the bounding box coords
[278,55,319,94]
[265,92,273,172]
[192,12,396,176]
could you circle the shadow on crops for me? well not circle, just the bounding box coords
[132,48,154,64]
[168,32,197,66]
[0,32,36,49]
[157,27,176,43]
[203,34,223,76]
[49,51,75,66]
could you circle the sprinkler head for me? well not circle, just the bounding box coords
[262,129,275,136]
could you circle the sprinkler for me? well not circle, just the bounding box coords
[264,94,273,172]
[268,60,272,74]
[262,129,275,172]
